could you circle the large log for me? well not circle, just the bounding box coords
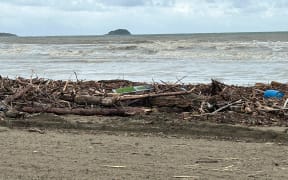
[21,106,148,116]
[74,95,117,106]
[117,88,195,101]
[150,93,202,108]
[72,88,195,106]
[74,95,102,105]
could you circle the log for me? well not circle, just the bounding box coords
[4,109,22,118]
[74,95,102,105]
[118,88,195,101]
[59,94,74,102]
[212,99,242,114]
[2,85,33,105]
[21,106,148,116]
[74,95,117,106]
[150,93,201,108]
[73,89,195,106]
[271,81,286,87]
[150,96,191,107]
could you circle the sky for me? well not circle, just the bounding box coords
[0,0,288,36]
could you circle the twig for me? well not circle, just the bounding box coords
[193,100,243,116]
[28,128,45,134]
[159,79,186,93]
[175,76,187,84]
[173,175,199,179]
[254,89,264,93]
[63,80,69,91]
[211,99,242,114]
[74,71,79,82]
[283,98,288,109]
[118,88,195,101]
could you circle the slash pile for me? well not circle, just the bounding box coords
[0,76,288,126]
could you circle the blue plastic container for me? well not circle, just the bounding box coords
[263,90,284,99]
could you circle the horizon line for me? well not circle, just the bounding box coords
[4,30,288,37]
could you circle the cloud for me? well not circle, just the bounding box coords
[231,0,288,15]
[0,0,103,11]
[99,0,175,7]
[0,0,287,36]
[1,0,288,14]
[0,0,175,11]
[99,0,146,7]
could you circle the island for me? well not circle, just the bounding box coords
[0,32,17,37]
[107,29,131,35]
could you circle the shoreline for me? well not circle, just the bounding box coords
[1,76,287,130]
[1,77,288,179]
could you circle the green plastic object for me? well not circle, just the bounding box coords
[113,85,152,94]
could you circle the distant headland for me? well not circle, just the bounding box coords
[106,29,131,35]
[0,32,17,37]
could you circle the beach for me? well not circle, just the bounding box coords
[1,76,288,179]
[1,32,288,179]
[1,114,288,180]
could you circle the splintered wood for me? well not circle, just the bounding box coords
[0,76,288,126]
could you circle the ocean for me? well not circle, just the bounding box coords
[0,32,288,85]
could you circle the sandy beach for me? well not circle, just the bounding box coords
[1,32,288,179]
[1,113,288,179]
[2,0,288,179]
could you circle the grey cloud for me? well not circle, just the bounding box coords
[203,0,288,10]
[1,0,175,9]
[202,0,288,15]
[1,0,101,11]
[1,0,287,14]
[90,0,174,7]
[99,0,146,7]
[272,0,288,8]
[232,0,288,10]
[1,0,52,7]
[231,0,252,8]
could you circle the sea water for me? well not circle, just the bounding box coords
[0,32,288,85]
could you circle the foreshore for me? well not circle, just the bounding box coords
[1,76,288,179]
[1,76,288,137]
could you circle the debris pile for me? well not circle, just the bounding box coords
[0,76,288,126]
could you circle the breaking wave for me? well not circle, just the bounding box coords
[0,32,288,84]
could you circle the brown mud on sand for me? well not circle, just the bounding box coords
[2,113,288,143]
[1,77,288,179]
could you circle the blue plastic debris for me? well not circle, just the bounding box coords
[263,90,284,99]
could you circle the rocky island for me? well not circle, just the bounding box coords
[0,32,17,37]
[107,29,131,35]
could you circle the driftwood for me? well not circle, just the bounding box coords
[150,96,192,108]
[212,99,242,114]
[74,95,118,106]
[150,93,202,108]
[72,89,196,106]
[21,106,149,116]
[117,88,195,101]
[1,76,288,125]
[3,85,33,105]
[283,99,288,109]
[74,95,102,105]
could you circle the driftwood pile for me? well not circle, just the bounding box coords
[0,76,288,126]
